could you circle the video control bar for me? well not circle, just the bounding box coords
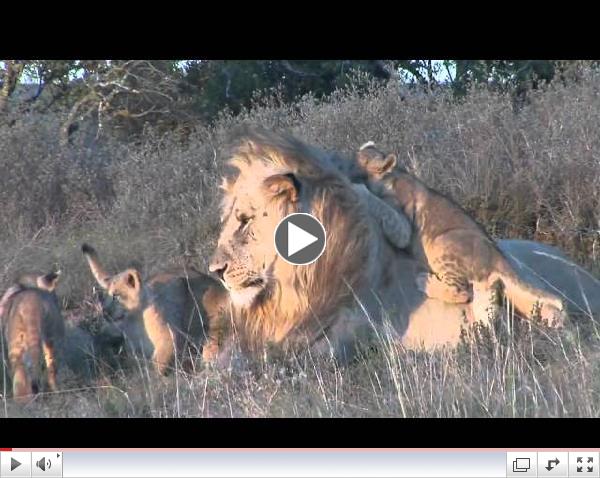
[0,450,597,478]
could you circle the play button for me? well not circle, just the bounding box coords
[274,213,326,265]
[287,221,318,256]
[1,452,31,476]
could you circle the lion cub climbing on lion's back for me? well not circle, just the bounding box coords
[354,142,566,328]
[0,271,65,404]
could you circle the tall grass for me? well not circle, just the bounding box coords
[4,318,600,418]
[1,69,600,416]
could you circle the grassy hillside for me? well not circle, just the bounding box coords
[1,71,600,417]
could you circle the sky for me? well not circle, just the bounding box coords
[2,60,456,86]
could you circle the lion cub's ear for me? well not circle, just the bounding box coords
[363,153,397,176]
[37,270,61,292]
[263,173,300,203]
[124,269,142,291]
[380,154,397,173]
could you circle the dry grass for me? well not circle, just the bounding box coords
[4,320,600,418]
[1,69,600,417]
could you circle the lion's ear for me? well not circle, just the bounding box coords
[220,176,234,193]
[263,173,300,203]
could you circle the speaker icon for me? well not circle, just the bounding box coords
[35,457,51,471]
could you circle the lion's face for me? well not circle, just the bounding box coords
[210,162,298,308]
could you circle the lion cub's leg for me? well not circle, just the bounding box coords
[201,328,224,365]
[142,305,175,375]
[152,337,175,375]
[12,368,31,403]
[539,303,567,329]
[415,272,472,304]
[202,341,220,364]
[352,183,412,249]
[9,348,32,403]
[201,310,231,365]
[42,340,58,392]
[9,334,42,402]
[523,300,566,329]
[470,281,501,328]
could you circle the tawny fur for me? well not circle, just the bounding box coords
[81,244,230,372]
[209,126,415,361]
[1,271,64,404]
[354,143,566,328]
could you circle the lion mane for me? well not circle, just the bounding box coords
[210,126,406,360]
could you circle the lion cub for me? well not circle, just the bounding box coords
[354,142,566,328]
[81,244,230,373]
[0,271,65,403]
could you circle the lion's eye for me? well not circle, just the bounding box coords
[239,214,254,227]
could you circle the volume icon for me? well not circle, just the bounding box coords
[35,457,51,471]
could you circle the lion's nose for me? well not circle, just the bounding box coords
[209,251,230,281]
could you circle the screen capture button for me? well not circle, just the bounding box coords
[507,452,538,477]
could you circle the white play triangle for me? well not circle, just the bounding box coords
[287,221,318,257]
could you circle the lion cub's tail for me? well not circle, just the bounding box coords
[81,243,111,289]
[488,256,566,327]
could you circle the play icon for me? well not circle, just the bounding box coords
[274,213,326,265]
[1,452,31,476]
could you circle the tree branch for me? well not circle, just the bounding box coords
[0,60,25,113]
[280,61,319,77]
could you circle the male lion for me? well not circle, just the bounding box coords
[1,271,65,404]
[81,244,230,373]
[209,126,422,362]
[209,128,598,362]
[353,142,566,328]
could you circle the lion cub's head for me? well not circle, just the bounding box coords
[356,141,399,180]
[81,243,143,312]
[0,271,61,320]
[16,270,61,292]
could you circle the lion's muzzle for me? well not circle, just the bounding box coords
[209,249,230,282]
